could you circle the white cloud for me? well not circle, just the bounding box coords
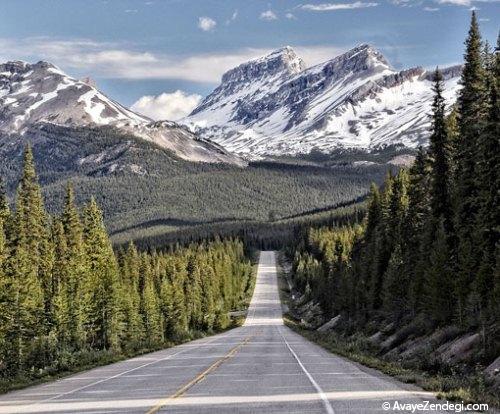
[130,90,202,121]
[394,0,499,6]
[124,9,138,13]
[423,6,440,10]
[300,2,379,11]
[0,37,345,83]
[437,0,471,5]
[198,16,217,31]
[285,12,298,19]
[226,9,238,24]
[260,10,278,20]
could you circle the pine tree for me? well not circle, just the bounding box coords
[185,255,203,330]
[83,198,122,350]
[6,146,48,371]
[429,68,453,234]
[473,34,500,320]
[424,221,455,325]
[142,277,163,346]
[0,177,9,223]
[454,12,489,325]
[59,184,87,347]
[119,242,143,349]
[405,148,431,314]
[383,245,406,319]
[51,220,72,346]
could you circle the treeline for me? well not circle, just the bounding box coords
[0,123,388,242]
[0,147,253,382]
[116,200,366,252]
[292,13,499,358]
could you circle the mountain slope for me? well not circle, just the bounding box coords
[184,45,461,158]
[0,60,241,164]
[0,124,389,242]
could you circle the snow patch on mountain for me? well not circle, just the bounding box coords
[183,45,461,158]
[0,60,242,165]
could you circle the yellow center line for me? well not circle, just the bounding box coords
[145,333,257,414]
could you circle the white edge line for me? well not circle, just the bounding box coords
[279,327,335,414]
[18,329,237,410]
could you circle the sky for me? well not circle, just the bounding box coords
[0,0,498,120]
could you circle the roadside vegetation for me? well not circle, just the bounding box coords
[284,13,499,408]
[0,148,255,393]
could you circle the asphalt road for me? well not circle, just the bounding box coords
[0,251,457,413]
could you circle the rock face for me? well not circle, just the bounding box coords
[0,61,242,165]
[184,45,461,159]
[317,315,342,332]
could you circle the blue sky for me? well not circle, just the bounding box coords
[0,0,498,119]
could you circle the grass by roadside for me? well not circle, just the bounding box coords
[276,252,499,410]
[231,250,260,327]
[285,318,498,409]
[0,322,243,396]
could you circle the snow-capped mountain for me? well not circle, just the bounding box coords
[0,61,241,164]
[184,45,462,158]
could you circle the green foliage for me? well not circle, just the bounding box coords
[0,149,255,386]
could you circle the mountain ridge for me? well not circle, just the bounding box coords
[183,45,462,159]
[0,60,242,165]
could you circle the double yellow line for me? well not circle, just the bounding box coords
[146,334,255,414]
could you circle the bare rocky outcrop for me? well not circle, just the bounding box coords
[435,333,482,365]
[317,315,342,332]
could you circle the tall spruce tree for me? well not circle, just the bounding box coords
[7,146,48,371]
[83,198,122,350]
[405,148,431,314]
[454,12,488,325]
[60,184,87,347]
[429,68,453,234]
[473,35,500,320]
[424,221,455,325]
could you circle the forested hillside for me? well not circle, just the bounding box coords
[0,124,390,242]
[0,148,254,389]
[289,13,499,398]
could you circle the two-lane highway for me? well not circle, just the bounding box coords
[0,251,450,413]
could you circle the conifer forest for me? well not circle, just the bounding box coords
[0,147,254,386]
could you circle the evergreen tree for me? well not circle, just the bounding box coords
[51,220,72,346]
[142,277,163,346]
[424,221,455,325]
[428,68,453,234]
[185,256,203,330]
[83,198,122,350]
[0,177,9,223]
[405,148,430,314]
[60,184,87,347]
[474,35,500,320]
[119,242,143,349]
[454,12,488,324]
[7,146,48,371]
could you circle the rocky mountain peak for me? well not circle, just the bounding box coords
[315,44,392,80]
[0,59,243,165]
[184,43,462,158]
[220,46,306,85]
